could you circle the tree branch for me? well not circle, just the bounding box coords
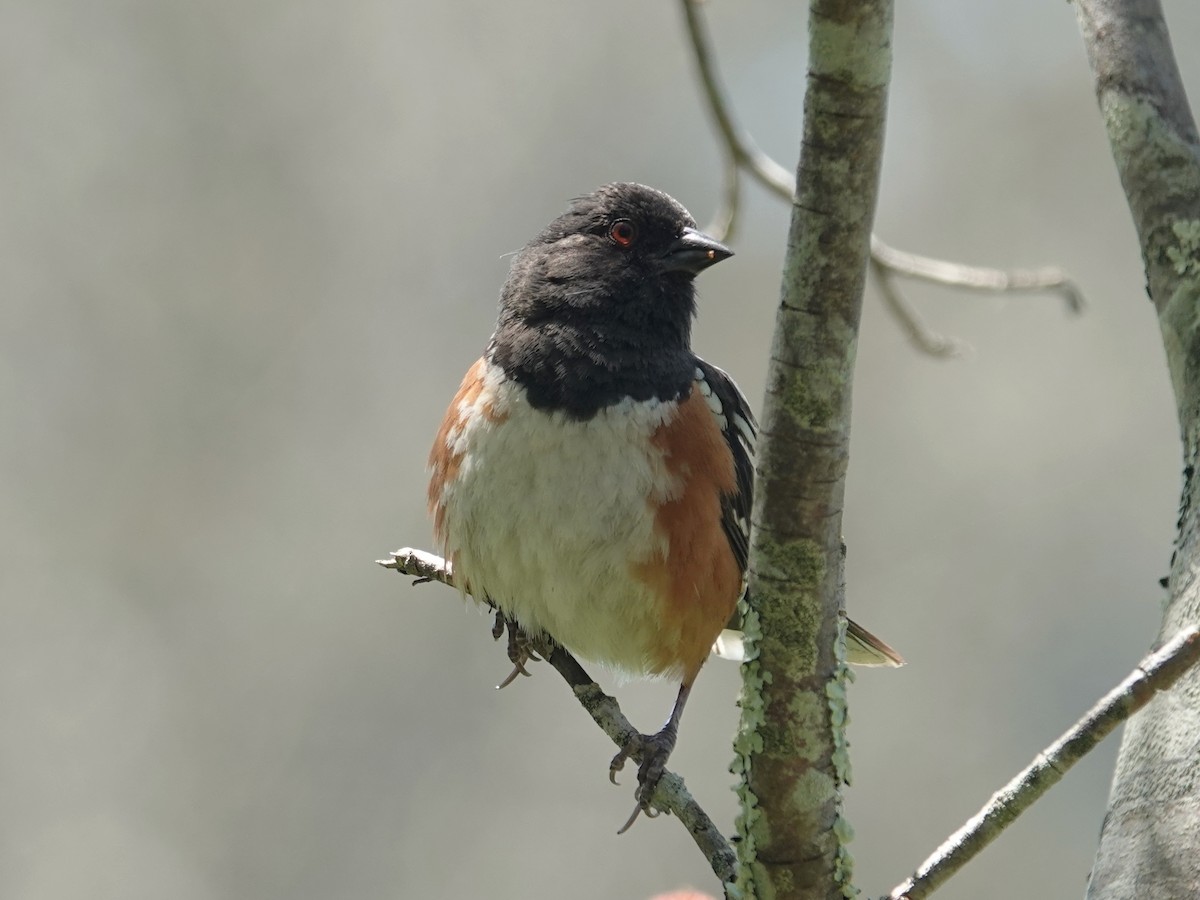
[868,253,964,358]
[1075,0,1200,319]
[868,235,1084,311]
[678,0,1082,357]
[729,1,893,896]
[885,626,1200,900]
[1074,1,1200,896]
[378,548,738,886]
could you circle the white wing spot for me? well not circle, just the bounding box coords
[733,413,756,451]
[704,388,724,418]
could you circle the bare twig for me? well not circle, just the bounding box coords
[708,154,741,245]
[869,235,1084,312]
[868,234,1084,357]
[886,626,1200,900]
[679,0,793,230]
[678,0,1083,354]
[379,547,455,585]
[378,547,738,886]
[869,254,966,358]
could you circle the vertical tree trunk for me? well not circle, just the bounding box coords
[1075,1,1200,895]
[732,1,892,897]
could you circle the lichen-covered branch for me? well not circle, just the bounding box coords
[1076,0,1200,322]
[378,548,737,885]
[887,626,1200,900]
[730,2,893,898]
[544,646,738,884]
[1074,2,1200,896]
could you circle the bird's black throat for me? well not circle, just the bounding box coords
[484,182,720,419]
[488,313,696,419]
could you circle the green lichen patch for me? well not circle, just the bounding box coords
[732,594,767,899]
[753,535,827,586]
[1166,219,1200,276]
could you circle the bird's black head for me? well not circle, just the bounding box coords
[489,183,732,418]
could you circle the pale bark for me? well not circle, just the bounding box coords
[731,2,892,898]
[1075,0,1200,896]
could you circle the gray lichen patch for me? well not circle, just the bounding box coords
[1159,279,1200,428]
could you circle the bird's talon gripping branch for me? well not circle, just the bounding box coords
[612,730,674,833]
[495,616,555,690]
[635,734,671,797]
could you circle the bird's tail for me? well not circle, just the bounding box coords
[712,620,904,668]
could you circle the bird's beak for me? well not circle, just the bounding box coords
[660,227,733,275]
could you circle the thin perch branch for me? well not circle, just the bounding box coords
[378,547,738,886]
[886,626,1200,900]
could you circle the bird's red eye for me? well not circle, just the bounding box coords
[608,219,636,247]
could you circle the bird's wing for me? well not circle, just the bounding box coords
[698,360,904,668]
[694,359,756,582]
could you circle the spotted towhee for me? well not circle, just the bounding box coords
[427,183,901,828]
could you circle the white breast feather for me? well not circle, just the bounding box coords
[434,364,685,676]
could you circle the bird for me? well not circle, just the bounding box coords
[426,182,902,830]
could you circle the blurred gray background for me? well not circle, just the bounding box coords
[3,1,1197,898]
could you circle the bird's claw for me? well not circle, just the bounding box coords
[611,732,674,834]
[496,658,534,689]
[493,614,553,690]
[617,803,644,834]
[608,744,632,785]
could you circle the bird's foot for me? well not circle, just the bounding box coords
[492,613,553,689]
[609,729,677,833]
